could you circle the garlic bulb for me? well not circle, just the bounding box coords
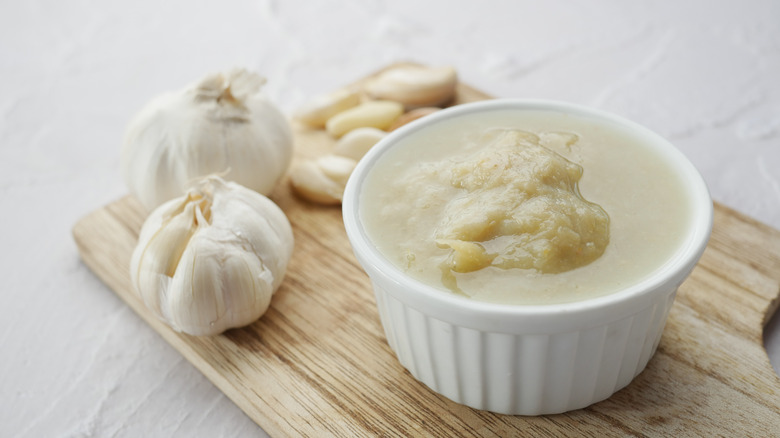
[130,176,294,336]
[122,68,293,211]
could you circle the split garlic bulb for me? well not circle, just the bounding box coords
[122,68,293,211]
[130,176,294,336]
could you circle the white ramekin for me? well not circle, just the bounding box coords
[342,99,713,415]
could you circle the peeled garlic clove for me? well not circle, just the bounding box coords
[122,68,293,211]
[131,196,202,317]
[289,161,340,205]
[325,100,403,138]
[317,155,356,186]
[333,127,386,160]
[388,107,441,131]
[293,88,361,128]
[290,155,358,205]
[364,65,458,109]
[130,175,294,336]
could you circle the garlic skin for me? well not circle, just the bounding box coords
[130,176,294,336]
[122,68,293,211]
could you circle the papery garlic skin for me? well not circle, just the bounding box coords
[130,176,294,336]
[122,68,293,211]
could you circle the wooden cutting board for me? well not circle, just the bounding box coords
[73,65,780,437]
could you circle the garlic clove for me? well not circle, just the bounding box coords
[364,65,458,109]
[131,196,202,317]
[333,127,386,161]
[317,155,357,186]
[210,184,292,291]
[293,88,361,128]
[325,100,404,138]
[168,238,272,336]
[289,155,358,205]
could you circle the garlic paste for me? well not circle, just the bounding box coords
[361,109,691,305]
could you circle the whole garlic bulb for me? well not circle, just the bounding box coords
[130,175,294,336]
[122,68,293,211]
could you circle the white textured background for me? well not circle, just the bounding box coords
[2,0,779,436]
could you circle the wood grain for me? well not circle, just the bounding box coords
[73,66,780,437]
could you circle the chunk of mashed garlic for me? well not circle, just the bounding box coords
[424,129,610,277]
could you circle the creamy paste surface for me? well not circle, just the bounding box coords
[361,109,691,305]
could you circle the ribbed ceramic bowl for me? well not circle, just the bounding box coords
[342,99,713,415]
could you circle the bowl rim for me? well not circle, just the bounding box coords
[342,98,713,325]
